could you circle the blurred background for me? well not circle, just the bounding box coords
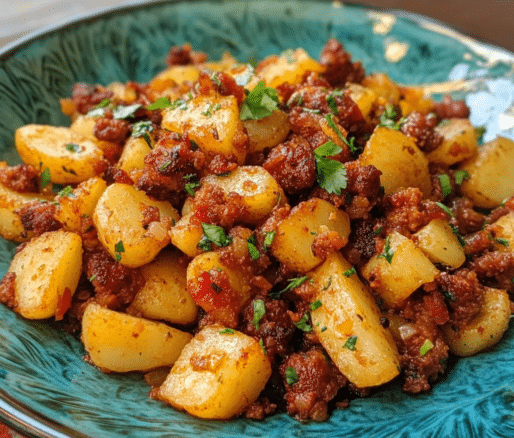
[0,0,513,52]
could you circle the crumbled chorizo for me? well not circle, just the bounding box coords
[319,38,365,87]
[0,164,41,193]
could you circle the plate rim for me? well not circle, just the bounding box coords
[1,1,513,437]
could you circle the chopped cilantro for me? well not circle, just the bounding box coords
[147,97,188,111]
[259,338,267,354]
[435,202,453,217]
[496,238,510,247]
[114,240,125,262]
[325,94,338,115]
[438,174,452,198]
[343,267,357,277]
[239,81,279,120]
[271,276,309,299]
[40,168,51,188]
[377,235,394,264]
[344,335,358,351]
[325,114,357,153]
[263,231,276,252]
[302,107,321,114]
[378,104,404,130]
[95,98,111,108]
[219,328,235,335]
[449,224,466,247]
[131,121,153,147]
[320,326,328,332]
[373,226,383,236]
[295,314,313,333]
[285,366,299,385]
[420,339,434,356]
[200,223,233,249]
[113,103,142,119]
[58,186,76,198]
[442,290,457,302]
[252,299,266,330]
[210,72,221,86]
[322,276,333,291]
[247,235,260,260]
[310,300,322,311]
[454,170,469,185]
[65,143,81,153]
[314,140,347,195]
[89,274,97,282]
[201,103,213,117]
[183,174,201,197]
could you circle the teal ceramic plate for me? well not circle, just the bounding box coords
[1,1,514,437]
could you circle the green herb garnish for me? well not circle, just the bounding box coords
[219,328,235,335]
[310,300,322,311]
[438,174,452,198]
[271,276,309,299]
[343,267,357,277]
[252,299,266,330]
[377,235,394,264]
[40,168,51,188]
[285,366,299,385]
[114,240,125,262]
[200,223,233,249]
[239,81,279,120]
[344,335,358,351]
[263,231,276,252]
[454,170,469,185]
[314,140,347,195]
[435,202,453,217]
[420,339,434,356]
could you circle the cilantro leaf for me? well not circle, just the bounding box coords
[219,328,235,335]
[377,235,394,264]
[313,140,347,195]
[285,366,299,385]
[344,335,358,351]
[454,170,469,185]
[378,104,404,130]
[420,339,434,356]
[131,121,154,147]
[200,223,233,248]
[65,143,81,153]
[247,235,260,260]
[310,300,322,311]
[40,168,51,188]
[295,314,313,333]
[239,81,279,120]
[270,276,309,299]
[263,231,276,252]
[252,299,266,330]
[449,224,466,247]
[436,202,453,217]
[114,240,125,262]
[343,267,356,277]
[113,104,142,120]
[325,114,357,153]
[438,174,452,198]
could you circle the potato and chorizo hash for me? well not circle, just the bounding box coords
[1,39,513,421]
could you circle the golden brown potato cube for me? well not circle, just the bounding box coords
[310,252,400,388]
[0,183,49,242]
[161,94,246,164]
[81,303,192,372]
[15,125,106,184]
[93,183,179,267]
[442,288,510,356]
[426,119,478,165]
[69,115,123,162]
[202,166,282,224]
[243,110,290,153]
[271,198,350,273]
[346,84,377,120]
[459,137,514,208]
[158,325,271,419]
[491,212,514,251]
[362,231,439,307]
[398,86,434,116]
[361,73,400,104]
[169,212,204,257]
[8,230,82,319]
[130,250,198,325]
[359,127,432,196]
[414,219,466,269]
[54,177,107,232]
[149,65,201,92]
[117,137,152,173]
[257,48,325,88]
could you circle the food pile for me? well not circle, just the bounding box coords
[0,39,513,422]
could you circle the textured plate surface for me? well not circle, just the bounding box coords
[1,1,514,437]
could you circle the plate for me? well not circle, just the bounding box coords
[1,1,514,437]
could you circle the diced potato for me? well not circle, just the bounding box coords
[202,166,282,224]
[149,65,201,92]
[244,110,290,153]
[130,250,198,325]
[362,231,439,307]
[55,177,107,232]
[169,212,204,257]
[491,212,514,251]
[93,183,179,267]
[271,198,351,273]
[257,48,325,89]
[69,115,123,162]
[361,73,400,105]
[459,137,514,208]
[414,219,466,269]
[106,82,138,103]
[158,325,271,419]
[15,125,106,184]
[8,230,82,319]
[346,84,377,120]
[117,137,152,173]
[398,86,434,116]
[186,251,252,325]
[309,252,400,388]
[81,303,192,372]
[360,127,432,196]
[161,94,246,164]
[0,183,48,242]
[443,288,511,356]
[426,119,478,165]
